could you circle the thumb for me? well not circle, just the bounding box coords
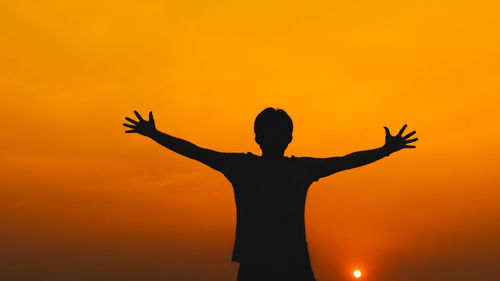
[384,126,391,136]
[149,111,154,122]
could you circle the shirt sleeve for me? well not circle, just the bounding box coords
[196,150,246,177]
[295,155,350,182]
[293,156,323,183]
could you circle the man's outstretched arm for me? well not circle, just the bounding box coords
[308,125,418,180]
[123,110,229,169]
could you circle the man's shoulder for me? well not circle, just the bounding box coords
[288,155,318,163]
[216,152,258,177]
[225,152,257,158]
[227,152,259,160]
[245,152,259,158]
[217,151,251,158]
[218,152,258,164]
[288,155,322,182]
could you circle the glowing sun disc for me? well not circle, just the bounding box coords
[353,270,362,278]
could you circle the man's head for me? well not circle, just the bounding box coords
[254,107,293,156]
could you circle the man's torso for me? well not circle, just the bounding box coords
[221,152,318,264]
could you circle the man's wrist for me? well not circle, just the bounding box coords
[147,129,159,139]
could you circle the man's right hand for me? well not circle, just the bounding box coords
[123,110,157,137]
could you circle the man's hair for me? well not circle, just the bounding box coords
[254,107,293,137]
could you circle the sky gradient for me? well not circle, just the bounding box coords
[1,1,500,280]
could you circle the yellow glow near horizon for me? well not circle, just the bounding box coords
[354,269,362,278]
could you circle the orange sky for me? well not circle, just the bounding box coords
[1,1,499,280]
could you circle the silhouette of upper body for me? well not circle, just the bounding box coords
[123,107,418,275]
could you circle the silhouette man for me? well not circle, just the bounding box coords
[123,108,418,281]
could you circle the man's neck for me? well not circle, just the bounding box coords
[261,151,285,160]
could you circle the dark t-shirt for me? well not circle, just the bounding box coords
[207,152,321,264]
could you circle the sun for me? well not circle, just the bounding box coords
[353,269,362,278]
